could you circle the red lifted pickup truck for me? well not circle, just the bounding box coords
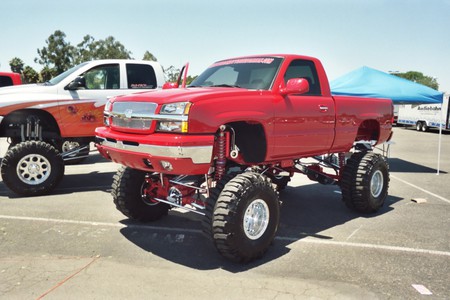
[96,54,393,262]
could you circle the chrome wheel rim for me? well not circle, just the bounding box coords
[17,154,51,185]
[371,170,384,198]
[243,199,269,240]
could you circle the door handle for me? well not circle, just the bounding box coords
[319,105,329,112]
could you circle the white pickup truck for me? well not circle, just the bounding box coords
[0,59,165,196]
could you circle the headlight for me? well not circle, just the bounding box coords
[157,102,191,133]
[160,102,191,115]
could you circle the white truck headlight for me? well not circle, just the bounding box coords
[157,102,191,133]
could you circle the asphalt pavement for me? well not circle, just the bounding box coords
[0,126,449,299]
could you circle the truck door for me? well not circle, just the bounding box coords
[273,59,335,158]
[59,63,159,137]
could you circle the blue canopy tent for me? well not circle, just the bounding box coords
[330,66,444,174]
[330,66,443,104]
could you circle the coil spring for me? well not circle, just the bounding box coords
[215,130,227,181]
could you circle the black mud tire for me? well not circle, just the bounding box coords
[202,172,239,239]
[0,141,65,197]
[209,172,280,263]
[111,166,170,222]
[341,152,389,213]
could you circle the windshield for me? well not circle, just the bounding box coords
[48,62,89,85]
[190,57,282,90]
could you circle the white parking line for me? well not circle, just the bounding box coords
[1,214,450,258]
[391,175,450,204]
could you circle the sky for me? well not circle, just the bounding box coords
[1,0,449,93]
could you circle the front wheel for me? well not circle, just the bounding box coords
[341,152,389,213]
[111,166,170,222]
[0,141,65,196]
[208,172,280,263]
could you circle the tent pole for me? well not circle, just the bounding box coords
[437,94,444,175]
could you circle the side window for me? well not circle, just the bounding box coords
[84,64,120,89]
[284,60,321,95]
[0,76,13,87]
[126,64,157,89]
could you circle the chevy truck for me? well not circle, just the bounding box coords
[95,54,394,262]
[0,59,165,196]
[0,72,22,87]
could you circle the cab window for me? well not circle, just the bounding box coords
[0,76,13,87]
[284,60,321,95]
[84,64,120,89]
[126,64,157,89]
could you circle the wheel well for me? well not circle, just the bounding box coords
[227,121,267,163]
[355,120,380,142]
[0,109,61,140]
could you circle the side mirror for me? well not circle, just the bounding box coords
[162,82,179,89]
[280,78,309,96]
[65,76,85,90]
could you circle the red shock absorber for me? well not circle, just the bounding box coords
[215,125,227,181]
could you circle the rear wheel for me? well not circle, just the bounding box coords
[341,152,389,213]
[0,141,65,196]
[208,172,280,263]
[421,122,428,132]
[111,166,170,222]
[416,122,423,131]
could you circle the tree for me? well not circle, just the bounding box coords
[35,30,75,76]
[22,66,39,84]
[164,65,197,85]
[392,71,439,90]
[75,35,132,64]
[9,57,24,74]
[143,51,157,61]
[40,66,55,82]
[164,65,179,82]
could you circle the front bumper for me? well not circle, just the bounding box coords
[95,127,214,174]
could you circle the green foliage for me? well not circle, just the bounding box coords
[9,57,39,83]
[164,65,197,85]
[74,35,132,64]
[143,51,157,61]
[22,66,39,83]
[9,57,24,74]
[9,29,197,84]
[40,66,55,82]
[392,71,439,90]
[35,30,75,75]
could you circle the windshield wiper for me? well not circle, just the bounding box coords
[210,84,241,88]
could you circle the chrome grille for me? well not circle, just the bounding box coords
[109,102,157,130]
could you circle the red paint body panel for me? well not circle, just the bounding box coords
[0,72,22,87]
[96,54,393,171]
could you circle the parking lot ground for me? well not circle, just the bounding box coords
[0,127,449,299]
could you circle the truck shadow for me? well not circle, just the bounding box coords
[119,182,402,272]
[389,158,447,174]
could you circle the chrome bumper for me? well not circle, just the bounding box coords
[96,137,213,164]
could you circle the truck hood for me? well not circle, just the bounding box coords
[0,83,68,106]
[0,83,51,95]
[112,87,271,105]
